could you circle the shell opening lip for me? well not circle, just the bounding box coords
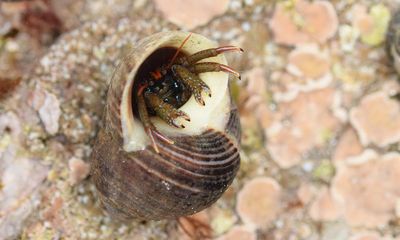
[121,31,230,153]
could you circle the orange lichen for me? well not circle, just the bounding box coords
[287,45,330,79]
[297,182,317,205]
[333,128,363,166]
[242,68,272,129]
[266,88,340,168]
[236,177,281,229]
[350,91,400,147]
[352,4,374,36]
[309,187,340,221]
[243,67,268,109]
[269,0,338,46]
[332,151,400,227]
[154,0,230,29]
[245,68,268,97]
[217,225,256,240]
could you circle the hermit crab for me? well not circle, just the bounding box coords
[90,31,242,220]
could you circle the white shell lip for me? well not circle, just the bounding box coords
[120,31,231,152]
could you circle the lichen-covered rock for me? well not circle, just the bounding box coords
[333,128,363,166]
[309,187,340,221]
[217,225,256,240]
[270,0,338,46]
[154,0,230,29]
[236,177,281,229]
[266,88,340,168]
[352,4,391,46]
[350,91,400,147]
[287,45,331,80]
[0,112,48,240]
[332,150,400,227]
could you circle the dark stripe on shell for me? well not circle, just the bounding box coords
[91,107,241,220]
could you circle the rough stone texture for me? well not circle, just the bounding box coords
[0,112,49,240]
[1,0,400,239]
[37,90,61,135]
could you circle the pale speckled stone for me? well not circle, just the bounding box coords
[0,111,49,240]
[321,221,350,240]
[349,232,380,240]
[68,157,90,185]
[0,157,48,240]
[38,91,61,135]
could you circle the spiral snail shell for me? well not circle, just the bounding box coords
[387,9,400,74]
[90,31,241,220]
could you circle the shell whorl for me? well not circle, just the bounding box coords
[387,10,400,74]
[91,31,241,220]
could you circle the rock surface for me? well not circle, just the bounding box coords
[1,0,399,239]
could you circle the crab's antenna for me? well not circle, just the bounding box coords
[167,33,192,69]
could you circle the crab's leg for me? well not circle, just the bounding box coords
[144,92,191,129]
[172,65,212,106]
[181,46,243,65]
[137,92,174,153]
[191,62,241,79]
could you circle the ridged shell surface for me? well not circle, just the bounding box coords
[91,31,241,220]
[387,10,400,74]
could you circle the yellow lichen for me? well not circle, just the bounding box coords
[211,209,237,235]
[313,159,335,182]
[360,4,391,46]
